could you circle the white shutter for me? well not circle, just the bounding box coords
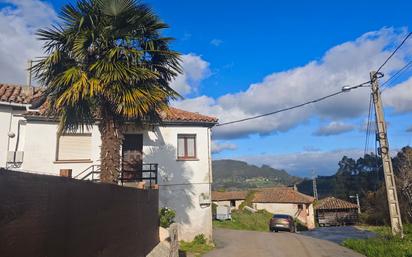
[58,134,91,160]
[177,137,185,157]
[187,137,196,157]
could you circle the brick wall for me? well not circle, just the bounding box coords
[0,169,159,257]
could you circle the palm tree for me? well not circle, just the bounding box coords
[33,0,181,183]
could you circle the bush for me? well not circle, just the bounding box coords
[193,234,207,244]
[179,234,214,257]
[159,207,176,228]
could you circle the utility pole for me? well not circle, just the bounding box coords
[312,170,318,200]
[350,194,361,214]
[370,71,403,237]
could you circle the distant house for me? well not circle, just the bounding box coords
[315,196,359,226]
[0,84,218,241]
[212,191,247,210]
[212,187,316,229]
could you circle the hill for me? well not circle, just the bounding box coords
[212,159,302,190]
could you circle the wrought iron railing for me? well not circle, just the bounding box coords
[73,165,101,182]
[74,163,158,187]
[119,163,158,187]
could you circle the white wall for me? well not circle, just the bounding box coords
[126,125,213,241]
[12,119,213,241]
[214,200,244,210]
[0,105,27,168]
[21,120,101,177]
[0,105,13,167]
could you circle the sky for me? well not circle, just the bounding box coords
[1,0,412,177]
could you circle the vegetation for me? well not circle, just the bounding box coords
[298,147,412,225]
[238,190,256,209]
[34,0,181,182]
[179,234,214,257]
[343,224,412,257]
[212,160,302,190]
[213,209,272,232]
[159,207,175,228]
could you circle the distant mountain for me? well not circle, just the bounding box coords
[212,159,302,190]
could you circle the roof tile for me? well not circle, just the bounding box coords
[0,84,42,104]
[315,196,358,210]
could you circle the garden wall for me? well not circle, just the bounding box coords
[0,169,159,257]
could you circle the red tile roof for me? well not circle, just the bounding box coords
[1,84,217,124]
[315,197,358,210]
[212,188,315,204]
[0,84,42,104]
[253,188,315,204]
[160,107,218,123]
[212,191,248,201]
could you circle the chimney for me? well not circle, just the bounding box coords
[24,59,33,96]
[293,184,298,191]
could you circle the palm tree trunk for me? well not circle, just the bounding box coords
[99,113,123,183]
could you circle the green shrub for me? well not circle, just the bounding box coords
[342,224,412,257]
[193,234,207,244]
[159,207,176,228]
[180,234,214,257]
[213,209,272,232]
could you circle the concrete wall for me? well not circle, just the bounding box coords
[5,119,213,241]
[253,202,315,229]
[0,169,159,257]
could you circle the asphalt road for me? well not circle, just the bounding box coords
[204,229,365,257]
[300,226,376,244]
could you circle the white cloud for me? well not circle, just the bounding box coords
[383,77,412,113]
[211,141,237,154]
[0,0,57,84]
[174,28,412,139]
[313,121,354,136]
[210,39,223,46]
[170,53,210,96]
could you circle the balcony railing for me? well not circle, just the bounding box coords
[120,163,158,187]
[75,163,158,187]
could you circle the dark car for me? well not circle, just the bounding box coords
[269,214,295,232]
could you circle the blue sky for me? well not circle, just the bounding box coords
[1,0,412,177]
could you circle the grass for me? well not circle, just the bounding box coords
[213,209,273,232]
[342,224,412,257]
[179,234,214,257]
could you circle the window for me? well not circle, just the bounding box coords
[230,200,236,207]
[177,134,196,160]
[57,133,92,161]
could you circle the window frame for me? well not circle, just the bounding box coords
[55,133,92,162]
[177,134,197,161]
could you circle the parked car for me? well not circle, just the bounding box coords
[269,214,295,232]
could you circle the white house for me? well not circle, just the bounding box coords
[0,84,218,241]
[213,187,316,229]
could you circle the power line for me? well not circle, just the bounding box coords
[376,32,412,73]
[364,93,373,156]
[381,59,412,91]
[216,81,371,127]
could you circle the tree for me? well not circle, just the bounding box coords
[33,0,181,183]
[393,146,412,221]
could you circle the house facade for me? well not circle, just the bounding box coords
[213,187,316,229]
[0,84,217,241]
